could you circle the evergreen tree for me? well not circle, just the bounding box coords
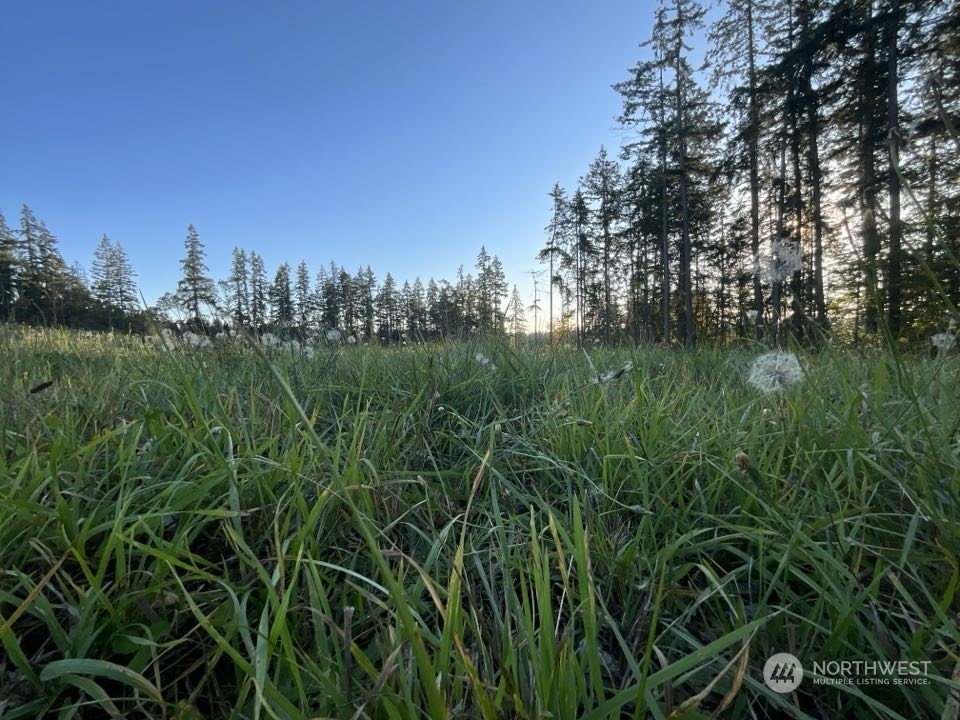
[295,261,312,335]
[538,183,570,343]
[506,284,527,342]
[708,0,773,339]
[175,224,217,327]
[0,211,19,321]
[356,266,377,341]
[269,262,293,329]
[406,278,428,339]
[249,251,267,330]
[582,147,625,344]
[224,247,250,329]
[320,262,341,329]
[375,272,399,343]
[90,234,138,327]
[16,208,70,325]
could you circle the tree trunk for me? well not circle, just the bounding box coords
[885,0,903,336]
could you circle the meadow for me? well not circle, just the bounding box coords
[1,325,958,719]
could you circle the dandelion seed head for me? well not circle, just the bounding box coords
[932,332,956,352]
[746,310,758,321]
[758,241,803,283]
[747,351,805,394]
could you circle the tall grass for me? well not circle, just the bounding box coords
[1,325,957,718]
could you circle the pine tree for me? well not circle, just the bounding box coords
[16,208,70,325]
[90,234,138,327]
[249,251,267,330]
[320,262,341,330]
[175,225,217,327]
[223,247,250,329]
[356,266,376,341]
[295,261,312,335]
[0,211,19,321]
[708,0,773,339]
[506,284,527,343]
[538,183,570,343]
[269,262,293,329]
[407,278,428,339]
[582,147,625,344]
[376,273,399,343]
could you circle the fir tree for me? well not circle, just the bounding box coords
[175,224,217,327]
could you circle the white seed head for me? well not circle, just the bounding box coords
[747,351,805,394]
[758,241,803,283]
[932,332,956,352]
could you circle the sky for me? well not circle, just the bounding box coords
[1,1,657,317]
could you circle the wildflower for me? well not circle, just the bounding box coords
[347,335,356,344]
[932,332,956,353]
[746,310,758,322]
[747,351,804,394]
[261,332,279,347]
[758,241,803,283]
[325,328,341,342]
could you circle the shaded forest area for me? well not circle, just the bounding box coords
[542,0,959,347]
[1,0,957,347]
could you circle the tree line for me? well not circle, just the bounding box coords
[0,207,517,343]
[539,0,958,347]
[3,0,957,348]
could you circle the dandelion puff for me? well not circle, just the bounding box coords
[261,332,279,347]
[932,332,956,353]
[746,310,758,321]
[475,352,497,371]
[747,351,805,394]
[347,335,356,344]
[758,241,803,283]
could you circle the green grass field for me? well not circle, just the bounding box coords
[1,326,958,719]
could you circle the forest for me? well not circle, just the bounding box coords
[0,0,957,348]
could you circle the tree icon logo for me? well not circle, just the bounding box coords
[763,652,803,693]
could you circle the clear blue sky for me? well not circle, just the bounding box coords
[1,1,655,311]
